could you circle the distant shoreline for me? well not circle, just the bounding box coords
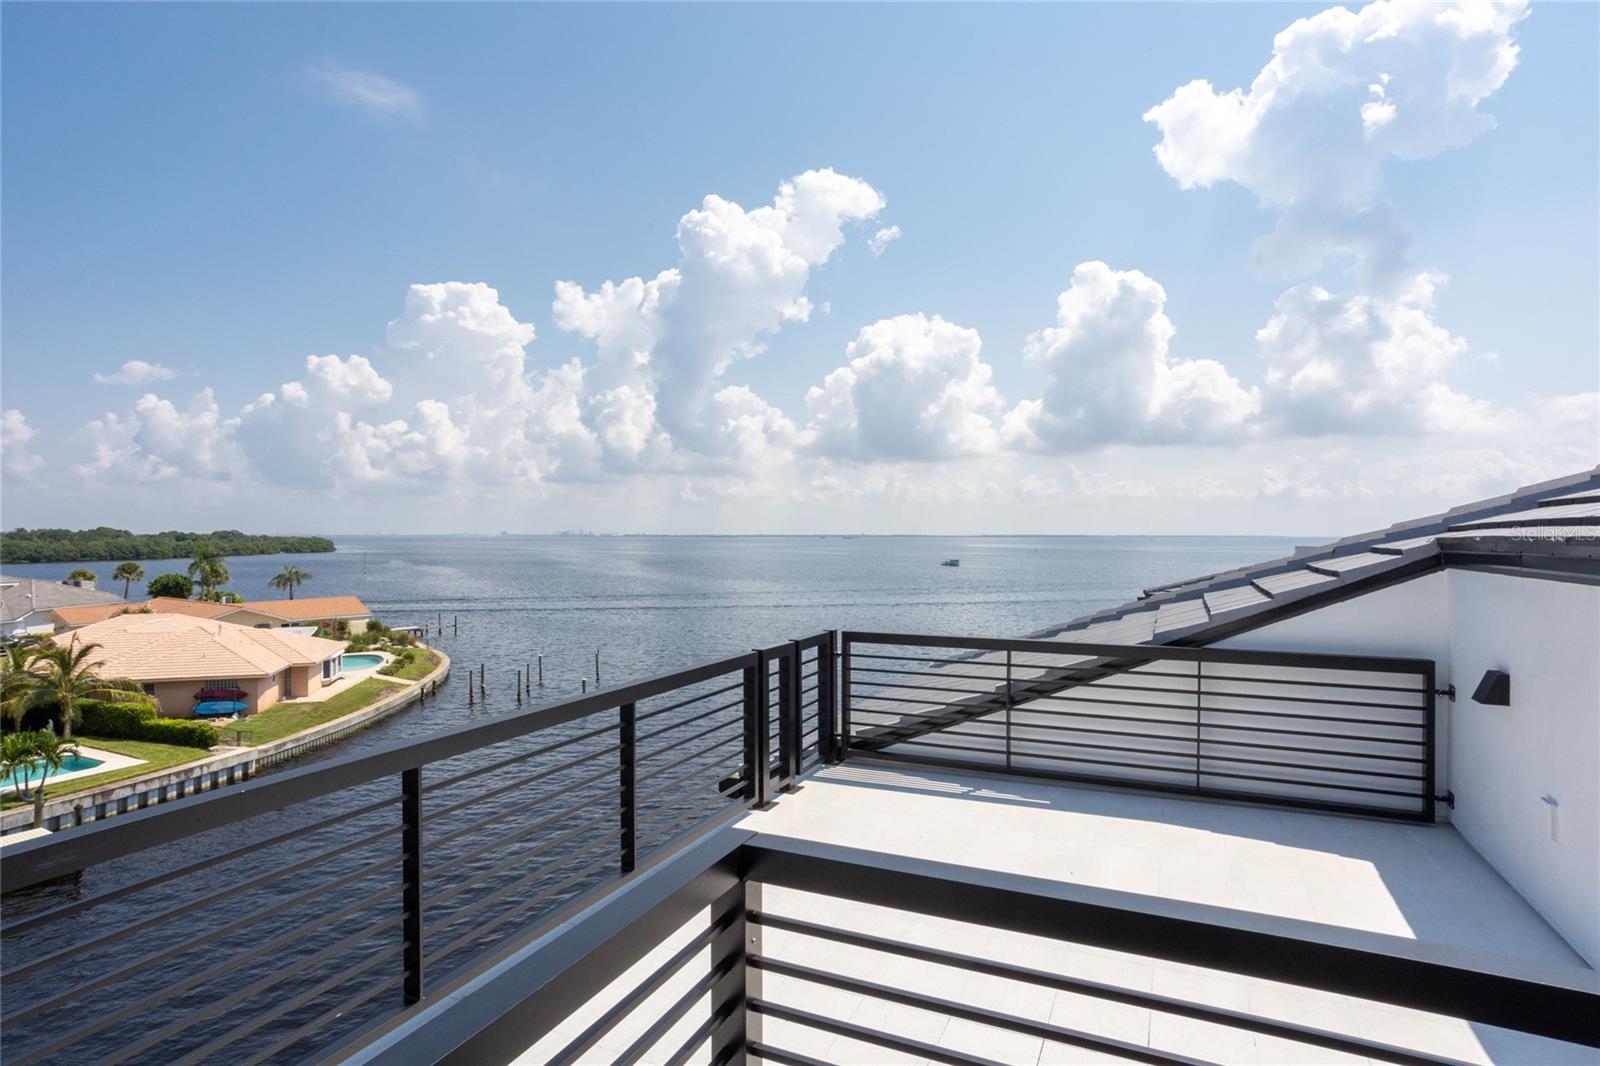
[0,530,335,565]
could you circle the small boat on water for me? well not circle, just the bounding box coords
[940,558,960,567]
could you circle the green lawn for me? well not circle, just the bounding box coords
[1,736,212,809]
[378,650,441,681]
[222,678,406,746]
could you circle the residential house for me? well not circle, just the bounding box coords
[64,612,348,717]
[0,574,127,640]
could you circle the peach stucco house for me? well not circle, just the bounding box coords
[63,613,349,718]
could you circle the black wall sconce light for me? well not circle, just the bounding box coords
[1471,669,1510,706]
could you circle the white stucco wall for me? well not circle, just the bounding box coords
[1216,568,1600,968]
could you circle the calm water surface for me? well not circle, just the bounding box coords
[1,536,1303,1062]
[5,534,1299,748]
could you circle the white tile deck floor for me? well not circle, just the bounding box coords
[513,764,1597,1065]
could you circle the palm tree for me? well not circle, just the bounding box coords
[269,565,313,600]
[113,561,146,599]
[19,642,146,741]
[187,545,230,600]
[1,644,39,731]
[1,727,79,828]
[65,568,97,585]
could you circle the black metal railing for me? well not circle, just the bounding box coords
[0,633,835,1066]
[840,632,1438,820]
[377,832,1600,1065]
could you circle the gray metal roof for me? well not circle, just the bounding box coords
[1038,466,1600,648]
[0,575,127,625]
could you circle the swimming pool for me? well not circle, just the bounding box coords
[342,653,385,670]
[193,699,248,717]
[10,753,104,782]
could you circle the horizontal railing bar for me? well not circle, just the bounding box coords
[746,838,1600,1047]
[852,700,1188,732]
[847,651,1010,669]
[1200,767,1424,799]
[657,988,741,1066]
[427,803,623,905]
[637,798,746,853]
[1197,719,1426,746]
[103,910,405,1066]
[0,646,768,892]
[854,705,1192,744]
[424,830,623,957]
[1199,751,1426,782]
[1196,735,1426,765]
[237,962,403,1066]
[180,946,401,1065]
[425,720,620,797]
[848,691,1005,711]
[426,741,620,826]
[638,713,743,761]
[749,913,1466,1066]
[852,749,1429,823]
[850,676,1012,699]
[1198,689,1427,713]
[634,752,745,812]
[0,792,398,937]
[612,945,742,1064]
[6,879,402,1059]
[423,839,626,974]
[850,664,1030,685]
[753,956,1204,1066]
[845,631,1434,675]
[746,1043,829,1066]
[1193,702,1425,727]
[636,679,745,723]
[4,818,402,982]
[427,760,621,857]
[869,734,1193,774]
[636,697,744,745]
[2,847,399,1029]
[863,722,1198,765]
[636,732,745,791]
[749,999,1003,1066]
[550,911,738,1066]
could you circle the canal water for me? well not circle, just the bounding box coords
[0,535,1303,1063]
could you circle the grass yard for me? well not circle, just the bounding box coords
[223,678,405,746]
[0,737,212,809]
[378,650,441,682]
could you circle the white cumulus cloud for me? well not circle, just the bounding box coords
[76,389,242,483]
[554,168,885,454]
[1143,0,1527,280]
[1003,262,1259,451]
[92,360,177,386]
[806,313,1004,460]
[2,409,45,479]
[868,225,902,256]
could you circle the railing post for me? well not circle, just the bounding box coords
[1194,660,1203,791]
[401,766,424,1006]
[818,630,838,763]
[743,654,772,809]
[619,701,637,874]
[1005,649,1013,771]
[839,633,852,762]
[1423,661,1438,822]
[779,642,800,791]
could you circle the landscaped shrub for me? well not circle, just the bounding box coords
[77,699,218,749]
[136,718,219,749]
[77,700,158,739]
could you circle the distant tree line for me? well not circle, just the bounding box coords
[0,528,335,565]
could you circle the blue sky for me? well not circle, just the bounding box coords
[2,1,1596,534]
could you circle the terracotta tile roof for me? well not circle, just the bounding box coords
[51,597,234,628]
[222,596,371,622]
[63,614,347,683]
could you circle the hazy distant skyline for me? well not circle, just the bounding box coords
[2,1,1595,535]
